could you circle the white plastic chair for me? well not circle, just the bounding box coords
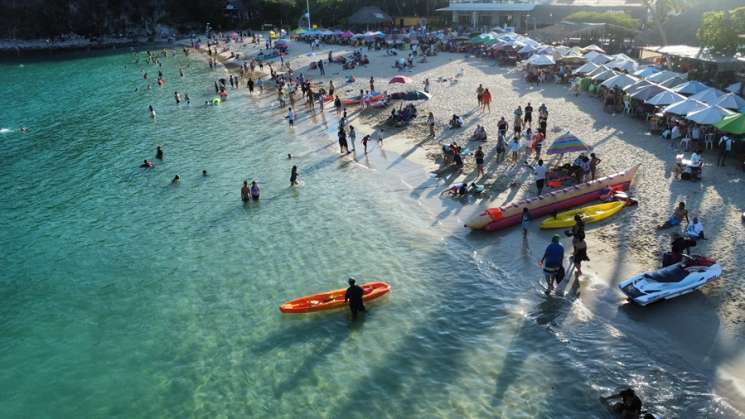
[704,133,715,150]
[680,137,691,151]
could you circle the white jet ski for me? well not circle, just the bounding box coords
[618,255,722,306]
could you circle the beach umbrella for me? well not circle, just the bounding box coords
[623,80,652,94]
[527,54,555,66]
[629,84,665,101]
[633,67,659,78]
[582,44,605,53]
[389,75,413,84]
[660,77,687,88]
[714,112,745,134]
[726,82,742,94]
[341,31,354,38]
[645,70,683,83]
[689,87,724,104]
[686,105,734,125]
[519,44,537,54]
[585,51,611,64]
[670,80,708,96]
[591,69,619,82]
[275,39,289,46]
[586,65,610,77]
[645,90,685,106]
[713,93,745,111]
[662,99,707,116]
[546,132,592,155]
[601,73,639,90]
[572,62,599,75]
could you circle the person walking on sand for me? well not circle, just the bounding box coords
[338,127,348,154]
[718,134,733,166]
[369,76,375,92]
[427,112,436,138]
[533,159,546,195]
[524,102,533,128]
[476,84,484,108]
[496,134,507,163]
[334,95,342,117]
[510,136,520,163]
[362,134,370,154]
[349,126,357,151]
[589,153,601,180]
[328,80,335,97]
[481,88,492,112]
[475,146,485,177]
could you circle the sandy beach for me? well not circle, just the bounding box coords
[203,35,745,411]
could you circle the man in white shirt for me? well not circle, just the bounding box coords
[534,159,547,195]
[686,217,705,240]
[718,135,733,166]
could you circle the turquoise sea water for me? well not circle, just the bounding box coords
[0,52,740,418]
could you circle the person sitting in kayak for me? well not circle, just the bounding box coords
[601,388,642,419]
[658,202,689,229]
[344,278,365,320]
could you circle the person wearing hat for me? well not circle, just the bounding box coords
[540,235,565,293]
[344,278,366,320]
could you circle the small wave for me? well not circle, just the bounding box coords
[0,128,12,134]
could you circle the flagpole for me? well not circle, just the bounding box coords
[306,0,311,30]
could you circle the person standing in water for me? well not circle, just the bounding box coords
[290,165,298,186]
[148,105,156,118]
[286,107,294,127]
[250,181,261,200]
[344,278,366,320]
[174,91,181,104]
[241,181,251,202]
[540,234,564,294]
[247,78,254,94]
[156,146,163,160]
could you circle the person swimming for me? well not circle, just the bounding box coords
[202,170,208,176]
[140,159,153,168]
[171,175,180,184]
[241,181,250,202]
[250,181,261,200]
[287,153,292,159]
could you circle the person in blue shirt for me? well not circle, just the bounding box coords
[540,234,564,293]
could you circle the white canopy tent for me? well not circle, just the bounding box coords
[685,105,734,125]
[630,84,666,101]
[527,54,556,66]
[572,61,599,75]
[713,93,745,111]
[670,80,709,96]
[633,67,659,79]
[601,74,639,90]
[662,99,708,115]
[689,87,724,104]
[646,90,686,106]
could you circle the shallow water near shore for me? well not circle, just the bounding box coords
[0,52,742,418]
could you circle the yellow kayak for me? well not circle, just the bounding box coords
[540,201,626,229]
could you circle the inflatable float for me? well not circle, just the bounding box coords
[279,281,390,314]
[342,92,385,106]
[465,165,639,232]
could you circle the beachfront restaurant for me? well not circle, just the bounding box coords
[437,0,645,33]
[640,45,745,90]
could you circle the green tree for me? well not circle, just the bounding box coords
[697,8,744,55]
[641,0,690,46]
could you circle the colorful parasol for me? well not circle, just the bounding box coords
[389,75,413,84]
[714,112,745,134]
[546,132,592,155]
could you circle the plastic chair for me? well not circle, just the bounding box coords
[680,137,691,151]
[704,133,715,150]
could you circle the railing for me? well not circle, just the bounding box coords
[449,0,533,4]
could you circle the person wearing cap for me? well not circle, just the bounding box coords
[344,278,366,320]
[540,235,565,293]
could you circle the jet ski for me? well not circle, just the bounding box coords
[618,255,722,306]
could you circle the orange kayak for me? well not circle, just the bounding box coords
[279,281,391,314]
